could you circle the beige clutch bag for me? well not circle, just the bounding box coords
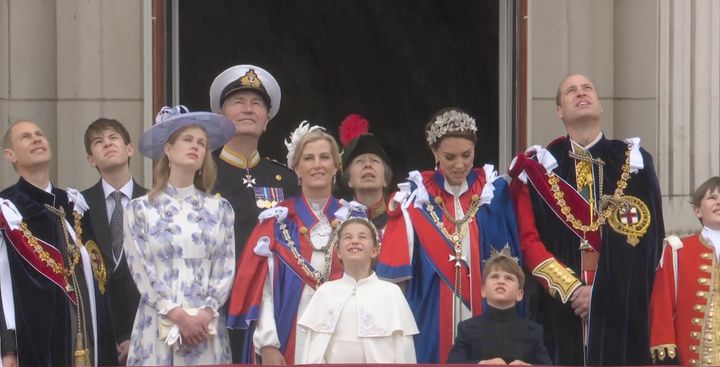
[159,308,217,345]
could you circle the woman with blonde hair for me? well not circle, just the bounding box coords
[228,121,365,365]
[124,106,237,365]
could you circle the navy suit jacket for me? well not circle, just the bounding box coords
[82,179,147,343]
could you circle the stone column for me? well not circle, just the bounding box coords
[0,0,145,190]
[527,0,615,147]
[658,0,720,233]
[55,0,145,190]
[0,0,58,185]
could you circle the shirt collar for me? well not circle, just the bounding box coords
[341,271,377,285]
[443,178,469,197]
[570,131,603,151]
[702,226,720,258]
[102,177,134,200]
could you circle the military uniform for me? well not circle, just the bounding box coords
[650,231,720,366]
[213,147,297,257]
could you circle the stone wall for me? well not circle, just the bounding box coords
[0,0,146,191]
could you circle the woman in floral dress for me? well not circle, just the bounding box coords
[124,106,236,365]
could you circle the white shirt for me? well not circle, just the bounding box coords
[102,178,134,220]
[570,132,603,151]
[444,179,472,322]
[702,226,720,261]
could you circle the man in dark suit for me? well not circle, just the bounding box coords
[82,118,147,365]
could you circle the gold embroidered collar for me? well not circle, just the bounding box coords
[220,147,261,169]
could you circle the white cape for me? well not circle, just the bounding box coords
[297,272,418,364]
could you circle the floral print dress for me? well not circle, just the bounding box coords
[124,185,235,365]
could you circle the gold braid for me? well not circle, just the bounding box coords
[43,204,91,366]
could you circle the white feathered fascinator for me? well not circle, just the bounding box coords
[285,120,326,169]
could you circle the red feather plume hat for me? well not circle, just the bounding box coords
[338,114,390,170]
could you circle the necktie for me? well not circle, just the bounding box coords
[110,191,124,264]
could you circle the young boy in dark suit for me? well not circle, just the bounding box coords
[82,118,147,364]
[447,255,551,365]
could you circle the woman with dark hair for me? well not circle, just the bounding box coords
[227,121,365,365]
[124,106,237,365]
[376,107,522,363]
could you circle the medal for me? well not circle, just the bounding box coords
[607,195,651,246]
[243,172,256,188]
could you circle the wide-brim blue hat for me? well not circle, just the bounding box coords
[209,64,281,119]
[139,105,235,160]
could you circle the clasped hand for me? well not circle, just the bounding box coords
[167,307,214,346]
[570,285,592,320]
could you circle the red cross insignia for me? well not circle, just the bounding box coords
[619,206,639,225]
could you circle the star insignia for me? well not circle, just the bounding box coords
[243,173,256,188]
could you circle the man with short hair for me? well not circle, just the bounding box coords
[509,74,665,365]
[0,120,117,367]
[82,117,147,365]
[209,65,297,363]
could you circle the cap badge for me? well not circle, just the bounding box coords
[239,69,263,89]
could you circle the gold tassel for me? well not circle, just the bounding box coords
[74,331,90,367]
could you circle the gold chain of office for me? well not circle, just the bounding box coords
[19,208,84,276]
[547,144,632,233]
[279,219,339,286]
[425,193,482,341]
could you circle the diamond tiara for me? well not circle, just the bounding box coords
[426,110,477,146]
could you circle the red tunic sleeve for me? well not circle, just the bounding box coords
[649,241,678,362]
[510,178,582,303]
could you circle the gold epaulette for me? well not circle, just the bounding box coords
[532,258,582,303]
[650,344,677,363]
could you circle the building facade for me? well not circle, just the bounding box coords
[0,0,718,234]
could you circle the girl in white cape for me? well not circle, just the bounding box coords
[297,217,418,363]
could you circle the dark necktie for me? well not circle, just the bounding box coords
[110,191,124,264]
